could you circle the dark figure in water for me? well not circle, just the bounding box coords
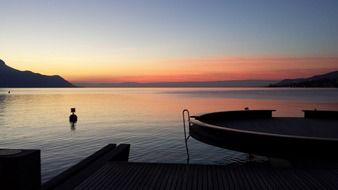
[69,108,78,123]
[8,91,10,94]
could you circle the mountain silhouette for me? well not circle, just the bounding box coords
[270,70,338,87]
[0,59,74,87]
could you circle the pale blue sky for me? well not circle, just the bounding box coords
[1,0,338,82]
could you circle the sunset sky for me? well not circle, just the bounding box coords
[1,0,338,83]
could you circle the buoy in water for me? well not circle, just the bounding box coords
[69,108,78,123]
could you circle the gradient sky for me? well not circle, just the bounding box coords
[1,0,338,82]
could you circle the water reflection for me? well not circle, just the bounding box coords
[70,122,76,131]
[0,88,338,182]
[0,95,7,124]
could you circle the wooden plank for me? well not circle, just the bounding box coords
[208,165,217,190]
[145,163,167,190]
[63,161,338,190]
[111,162,142,190]
[74,163,113,190]
[132,164,153,190]
[201,165,208,190]
[42,144,116,190]
[43,144,130,190]
[184,165,193,190]
[215,166,225,189]
[165,164,181,190]
[158,164,173,190]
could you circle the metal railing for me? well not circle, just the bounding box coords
[182,109,191,161]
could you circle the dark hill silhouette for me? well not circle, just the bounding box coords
[270,70,338,87]
[0,59,74,87]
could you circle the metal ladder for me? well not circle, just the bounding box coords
[182,109,191,161]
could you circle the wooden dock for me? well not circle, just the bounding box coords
[43,144,338,190]
[75,161,338,190]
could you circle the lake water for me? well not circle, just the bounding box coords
[1,88,338,182]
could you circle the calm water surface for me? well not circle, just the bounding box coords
[1,88,338,182]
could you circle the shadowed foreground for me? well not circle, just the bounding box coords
[74,161,338,190]
[41,144,338,190]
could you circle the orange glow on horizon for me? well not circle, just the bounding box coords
[65,56,338,83]
[6,56,338,83]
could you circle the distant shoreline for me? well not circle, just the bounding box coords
[2,86,337,89]
[77,86,337,88]
[73,80,277,88]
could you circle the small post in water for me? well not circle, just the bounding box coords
[69,108,78,123]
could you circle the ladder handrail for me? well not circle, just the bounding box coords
[182,109,191,161]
